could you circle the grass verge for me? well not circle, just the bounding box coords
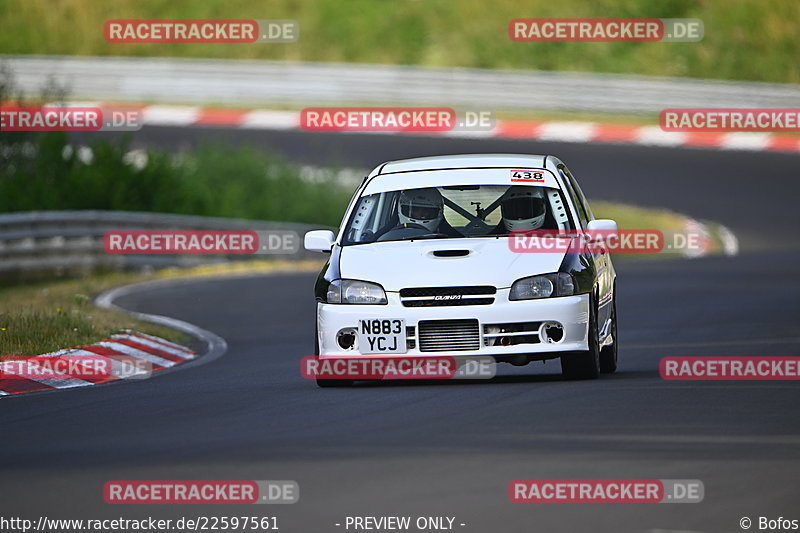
[592,200,687,233]
[0,271,181,355]
[1,0,798,84]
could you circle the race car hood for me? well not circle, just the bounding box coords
[338,238,567,291]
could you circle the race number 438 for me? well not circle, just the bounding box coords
[511,169,545,182]
[358,319,407,354]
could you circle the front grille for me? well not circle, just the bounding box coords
[400,286,496,307]
[401,286,495,297]
[418,319,480,352]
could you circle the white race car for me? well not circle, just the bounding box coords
[304,154,618,386]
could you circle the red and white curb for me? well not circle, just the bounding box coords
[0,330,195,396]
[76,102,800,154]
[683,218,739,258]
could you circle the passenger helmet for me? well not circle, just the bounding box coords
[501,186,546,231]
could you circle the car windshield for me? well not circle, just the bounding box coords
[341,184,574,245]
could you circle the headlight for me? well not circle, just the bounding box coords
[509,273,575,301]
[326,279,387,304]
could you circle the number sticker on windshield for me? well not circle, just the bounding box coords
[511,169,545,183]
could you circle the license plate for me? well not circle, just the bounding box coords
[357,319,407,354]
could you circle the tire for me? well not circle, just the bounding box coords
[314,324,354,388]
[560,294,601,380]
[599,291,618,374]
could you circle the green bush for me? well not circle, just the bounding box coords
[0,132,353,226]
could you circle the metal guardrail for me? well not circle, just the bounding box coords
[0,211,329,279]
[4,55,800,114]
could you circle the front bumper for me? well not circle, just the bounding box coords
[317,290,590,358]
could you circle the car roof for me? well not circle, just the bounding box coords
[370,154,552,177]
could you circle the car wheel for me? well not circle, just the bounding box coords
[599,290,618,374]
[560,294,601,380]
[314,323,354,388]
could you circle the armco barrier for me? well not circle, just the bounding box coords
[4,55,800,113]
[0,210,330,279]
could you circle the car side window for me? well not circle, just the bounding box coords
[559,167,589,229]
[560,165,595,221]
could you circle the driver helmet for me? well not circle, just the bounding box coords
[398,188,444,232]
[501,186,547,231]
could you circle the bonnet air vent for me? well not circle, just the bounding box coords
[432,250,470,257]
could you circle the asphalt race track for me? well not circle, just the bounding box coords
[2,128,799,533]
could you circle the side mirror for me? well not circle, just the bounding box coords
[586,219,618,232]
[585,219,618,252]
[304,230,335,253]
